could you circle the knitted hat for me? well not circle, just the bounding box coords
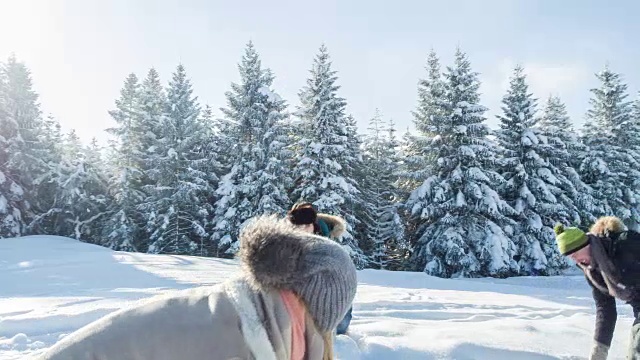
[554,223,589,256]
[239,215,357,332]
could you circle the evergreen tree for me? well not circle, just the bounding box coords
[27,115,64,235]
[413,50,447,139]
[613,97,640,218]
[143,64,213,255]
[27,126,109,243]
[399,51,445,194]
[538,95,596,228]
[103,74,145,251]
[56,131,109,242]
[625,93,640,230]
[495,67,568,274]
[580,67,640,230]
[203,104,234,182]
[395,129,421,259]
[406,49,517,278]
[342,114,366,256]
[396,130,423,203]
[633,93,640,132]
[0,59,27,237]
[361,110,407,269]
[137,68,167,186]
[398,51,447,252]
[195,105,224,256]
[291,45,366,268]
[211,43,291,256]
[0,55,52,234]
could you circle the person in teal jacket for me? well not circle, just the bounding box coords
[287,202,353,335]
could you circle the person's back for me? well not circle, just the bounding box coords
[608,229,640,292]
[587,217,640,298]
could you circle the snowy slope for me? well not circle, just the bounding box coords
[0,236,636,359]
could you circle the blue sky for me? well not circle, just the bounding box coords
[1,0,639,143]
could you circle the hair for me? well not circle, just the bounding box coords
[321,332,334,360]
[294,292,334,360]
[287,202,318,226]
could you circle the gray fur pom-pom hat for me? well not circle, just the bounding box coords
[238,215,357,332]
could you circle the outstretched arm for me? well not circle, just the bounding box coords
[590,283,617,360]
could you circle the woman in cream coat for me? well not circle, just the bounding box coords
[39,215,358,360]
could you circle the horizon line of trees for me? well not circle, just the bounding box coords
[1,42,639,278]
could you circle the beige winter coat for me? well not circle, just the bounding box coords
[38,278,325,360]
[38,215,358,360]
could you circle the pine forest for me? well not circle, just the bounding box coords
[2,44,639,278]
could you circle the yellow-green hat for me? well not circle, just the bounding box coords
[554,223,589,255]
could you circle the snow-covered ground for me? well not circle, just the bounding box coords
[0,236,636,359]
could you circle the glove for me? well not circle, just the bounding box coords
[589,342,609,360]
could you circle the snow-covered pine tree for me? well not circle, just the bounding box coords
[399,51,445,195]
[0,57,28,237]
[27,115,65,235]
[396,129,424,205]
[361,110,407,270]
[633,94,640,221]
[390,128,421,265]
[291,45,366,268]
[495,67,569,275]
[103,73,145,251]
[52,131,110,242]
[412,50,447,142]
[580,67,640,230]
[202,105,234,181]
[1,55,52,234]
[196,105,219,184]
[406,49,518,278]
[341,114,367,256]
[384,119,411,270]
[538,95,596,228]
[633,93,640,133]
[211,43,291,256]
[142,64,213,255]
[613,90,640,231]
[397,51,447,251]
[193,105,224,256]
[137,68,167,188]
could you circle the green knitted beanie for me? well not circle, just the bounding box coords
[554,224,588,255]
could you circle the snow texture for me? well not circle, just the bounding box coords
[0,236,635,360]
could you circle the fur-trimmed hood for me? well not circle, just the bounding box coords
[584,216,639,302]
[237,215,357,331]
[317,213,346,239]
[238,215,324,291]
[589,216,627,238]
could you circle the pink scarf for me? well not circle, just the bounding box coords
[280,290,306,360]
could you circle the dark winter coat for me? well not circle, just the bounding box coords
[580,217,640,350]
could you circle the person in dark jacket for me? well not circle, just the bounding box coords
[554,216,640,360]
[288,202,353,335]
